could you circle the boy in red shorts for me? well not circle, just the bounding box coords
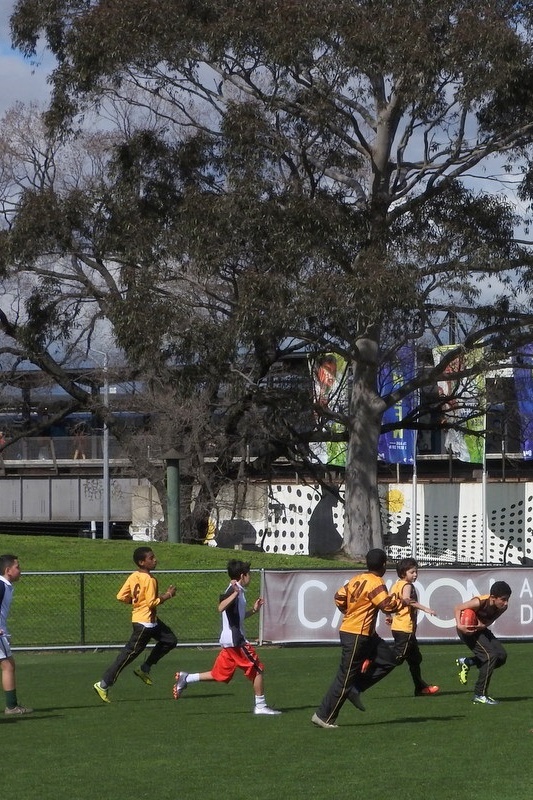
[172,559,281,715]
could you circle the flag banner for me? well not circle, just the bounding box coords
[378,346,416,464]
[432,345,485,463]
[513,344,533,459]
[309,353,348,466]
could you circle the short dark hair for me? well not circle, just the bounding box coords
[490,580,512,598]
[366,548,387,572]
[133,547,154,566]
[227,559,251,580]
[396,557,419,578]
[0,554,18,575]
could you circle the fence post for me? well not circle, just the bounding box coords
[80,573,86,645]
[259,568,264,645]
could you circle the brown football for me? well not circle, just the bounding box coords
[460,608,478,628]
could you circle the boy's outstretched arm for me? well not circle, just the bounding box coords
[402,585,436,616]
[218,583,240,613]
[245,597,263,618]
[159,584,176,603]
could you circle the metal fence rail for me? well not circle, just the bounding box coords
[11,570,263,651]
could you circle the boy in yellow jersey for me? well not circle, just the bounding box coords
[312,548,405,729]
[93,547,177,703]
[454,580,511,705]
[387,557,439,696]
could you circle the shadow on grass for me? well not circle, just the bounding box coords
[0,713,60,722]
[497,695,531,702]
[342,714,467,726]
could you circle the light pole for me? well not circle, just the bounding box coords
[90,349,110,540]
[164,448,182,543]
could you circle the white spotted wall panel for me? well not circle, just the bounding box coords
[261,484,344,555]
[258,482,533,564]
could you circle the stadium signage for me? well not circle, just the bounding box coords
[262,568,533,643]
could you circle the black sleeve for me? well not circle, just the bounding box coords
[219,588,236,604]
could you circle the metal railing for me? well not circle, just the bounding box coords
[0,435,163,464]
[10,569,263,651]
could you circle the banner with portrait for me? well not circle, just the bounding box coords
[432,345,486,463]
[309,353,348,466]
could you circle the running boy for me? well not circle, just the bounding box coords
[93,547,177,703]
[0,554,33,715]
[454,580,512,705]
[312,548,405,729]
[387,557,439,696]
[172,559,281,715]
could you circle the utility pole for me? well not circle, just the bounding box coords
[90,349,110,540]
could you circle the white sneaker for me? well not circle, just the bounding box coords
[253,705,282,715]
[472,695,499,705]
[5,704,33,715]
[311,712,338,729]
[172,671,189,700]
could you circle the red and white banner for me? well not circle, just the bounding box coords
[261,568,533,643]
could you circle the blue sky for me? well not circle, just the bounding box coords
[0,2,53,115]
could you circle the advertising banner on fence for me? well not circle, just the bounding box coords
[262,568,533,643]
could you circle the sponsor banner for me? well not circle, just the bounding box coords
[378,346,416,464]
[309,353,348,466]
[432,346,485,463]
[513,344,533,459]
[262,568,533,643]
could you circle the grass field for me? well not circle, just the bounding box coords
[0,534,359,572]
[3,644,532,800]
[1,536,531,799]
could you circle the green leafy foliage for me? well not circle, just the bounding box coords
[5,1,533,559]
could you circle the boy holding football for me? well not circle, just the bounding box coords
[454,580,511,705]
[172,559,281,715]
[386,557,440,696]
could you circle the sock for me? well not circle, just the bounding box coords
[5,689,17,708]
[187,673,200,684]
[99,680,109,689]
[255,694,267,708]
[465,657,476,666]
[141,664,150,674]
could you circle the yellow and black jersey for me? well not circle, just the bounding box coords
[474,594,507,627]
[116,570,161,625]
[390,578,417,633]
[335,571,403,636]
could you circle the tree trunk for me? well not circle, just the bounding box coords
[343,338,386,560]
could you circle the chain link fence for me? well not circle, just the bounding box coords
[10,570,264,650]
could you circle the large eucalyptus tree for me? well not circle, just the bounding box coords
[4,1,533,555]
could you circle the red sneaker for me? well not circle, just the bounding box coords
[415,685,440,696]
